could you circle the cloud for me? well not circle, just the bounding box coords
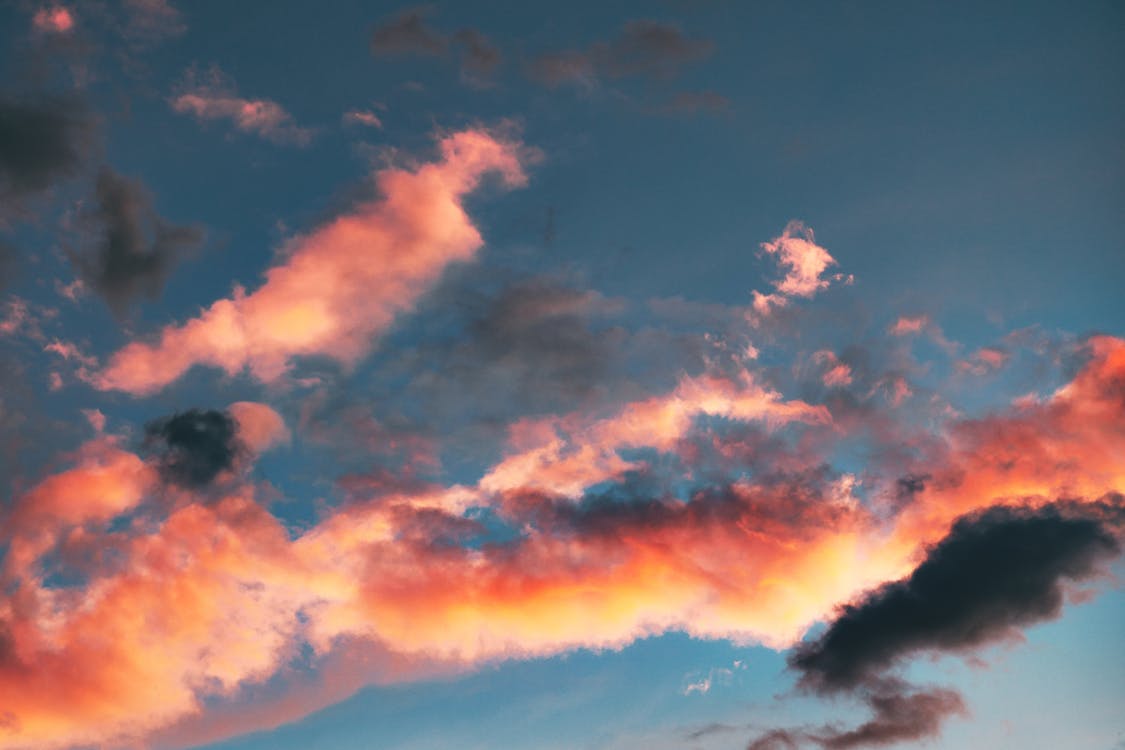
[143,409,247,489]
[228,401,289,453]
[792,500,1122,692]
[745,498,1123,749]
[91,128,527,395]
[2,334,1125,749]
[0,94,94,213]
[751,221,851,316]
[370,7,502,84]
[171,66,314,146]
[122,0,187,43]
[31,7,75,34]
[343,109,383,129]
[69,167,203,316]
[528,20,712,88]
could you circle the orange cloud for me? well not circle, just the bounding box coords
[480,368,831,498]
[92,129,527,395]
[3,337,1122,750]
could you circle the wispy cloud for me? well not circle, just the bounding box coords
[170,66,314,146]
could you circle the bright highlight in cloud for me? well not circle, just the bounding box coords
[92,129,528,395]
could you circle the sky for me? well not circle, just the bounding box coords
[0,1,1123,749]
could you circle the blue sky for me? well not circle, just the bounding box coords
[0,2,1123,749]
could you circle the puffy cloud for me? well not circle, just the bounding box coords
[171,67,313,146]
[0,94,94,214]
[143,409,246,489]
[480,368,831,498]
[91,128,528,395]
[751,221,851,317]
[228,401,289,454]
[70,167,203,316]
[31,7,74,34]
[791,500,1123,692]
[746,498,1122,749]
[1,334,1123,749]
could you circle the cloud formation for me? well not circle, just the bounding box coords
[528,20,713,88]
[751,221,851,316]
[746,497,1124,748]
[70,167,203,316]
[0,94,94,214]
[171,67,314,146]
[370,7,502,84]
[143,408,247,488]
[2,330,1124,749]
[91,128,528,395]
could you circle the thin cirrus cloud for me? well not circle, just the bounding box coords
[3,329,1124,749]
[527,19,713,88]
[170,66,314,146]
[90,128,528,395]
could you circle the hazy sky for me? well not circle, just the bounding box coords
[1,2,1123,749]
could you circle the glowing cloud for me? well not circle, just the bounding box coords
[92,129,527,395]
[31,6,74,33]
[751,221,851,316]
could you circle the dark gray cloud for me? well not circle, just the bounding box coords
[790,499,1122,692]
[0,94,94,211]
[71,166,203,316]
[528,20,713,87]
[747,688,966,750]
[370,6,448,56]
[746,497,1124,749]
[370,7,501,83]
[144,409,246,489]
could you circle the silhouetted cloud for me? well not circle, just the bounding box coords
[370,7,501,84]
[528,20,712,87]
[71,167,203,316]
[0,93,94,213]
[747,498,1124,748]
[143,408,246,488]
[790,499,1122,692]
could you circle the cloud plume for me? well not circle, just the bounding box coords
[91,128,528,395]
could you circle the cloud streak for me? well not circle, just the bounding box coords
[91,128,528,395]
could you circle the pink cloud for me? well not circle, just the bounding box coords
[2,337,1124,748]
[480,368,831,498]
[91,129,527,395]
[229,401,289,453]
[32,6,74,33]
[751,221,851,316]
[343,109,384,129]
[889,315,929,336]
[171,67,313,145]
[813,350,854,387]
